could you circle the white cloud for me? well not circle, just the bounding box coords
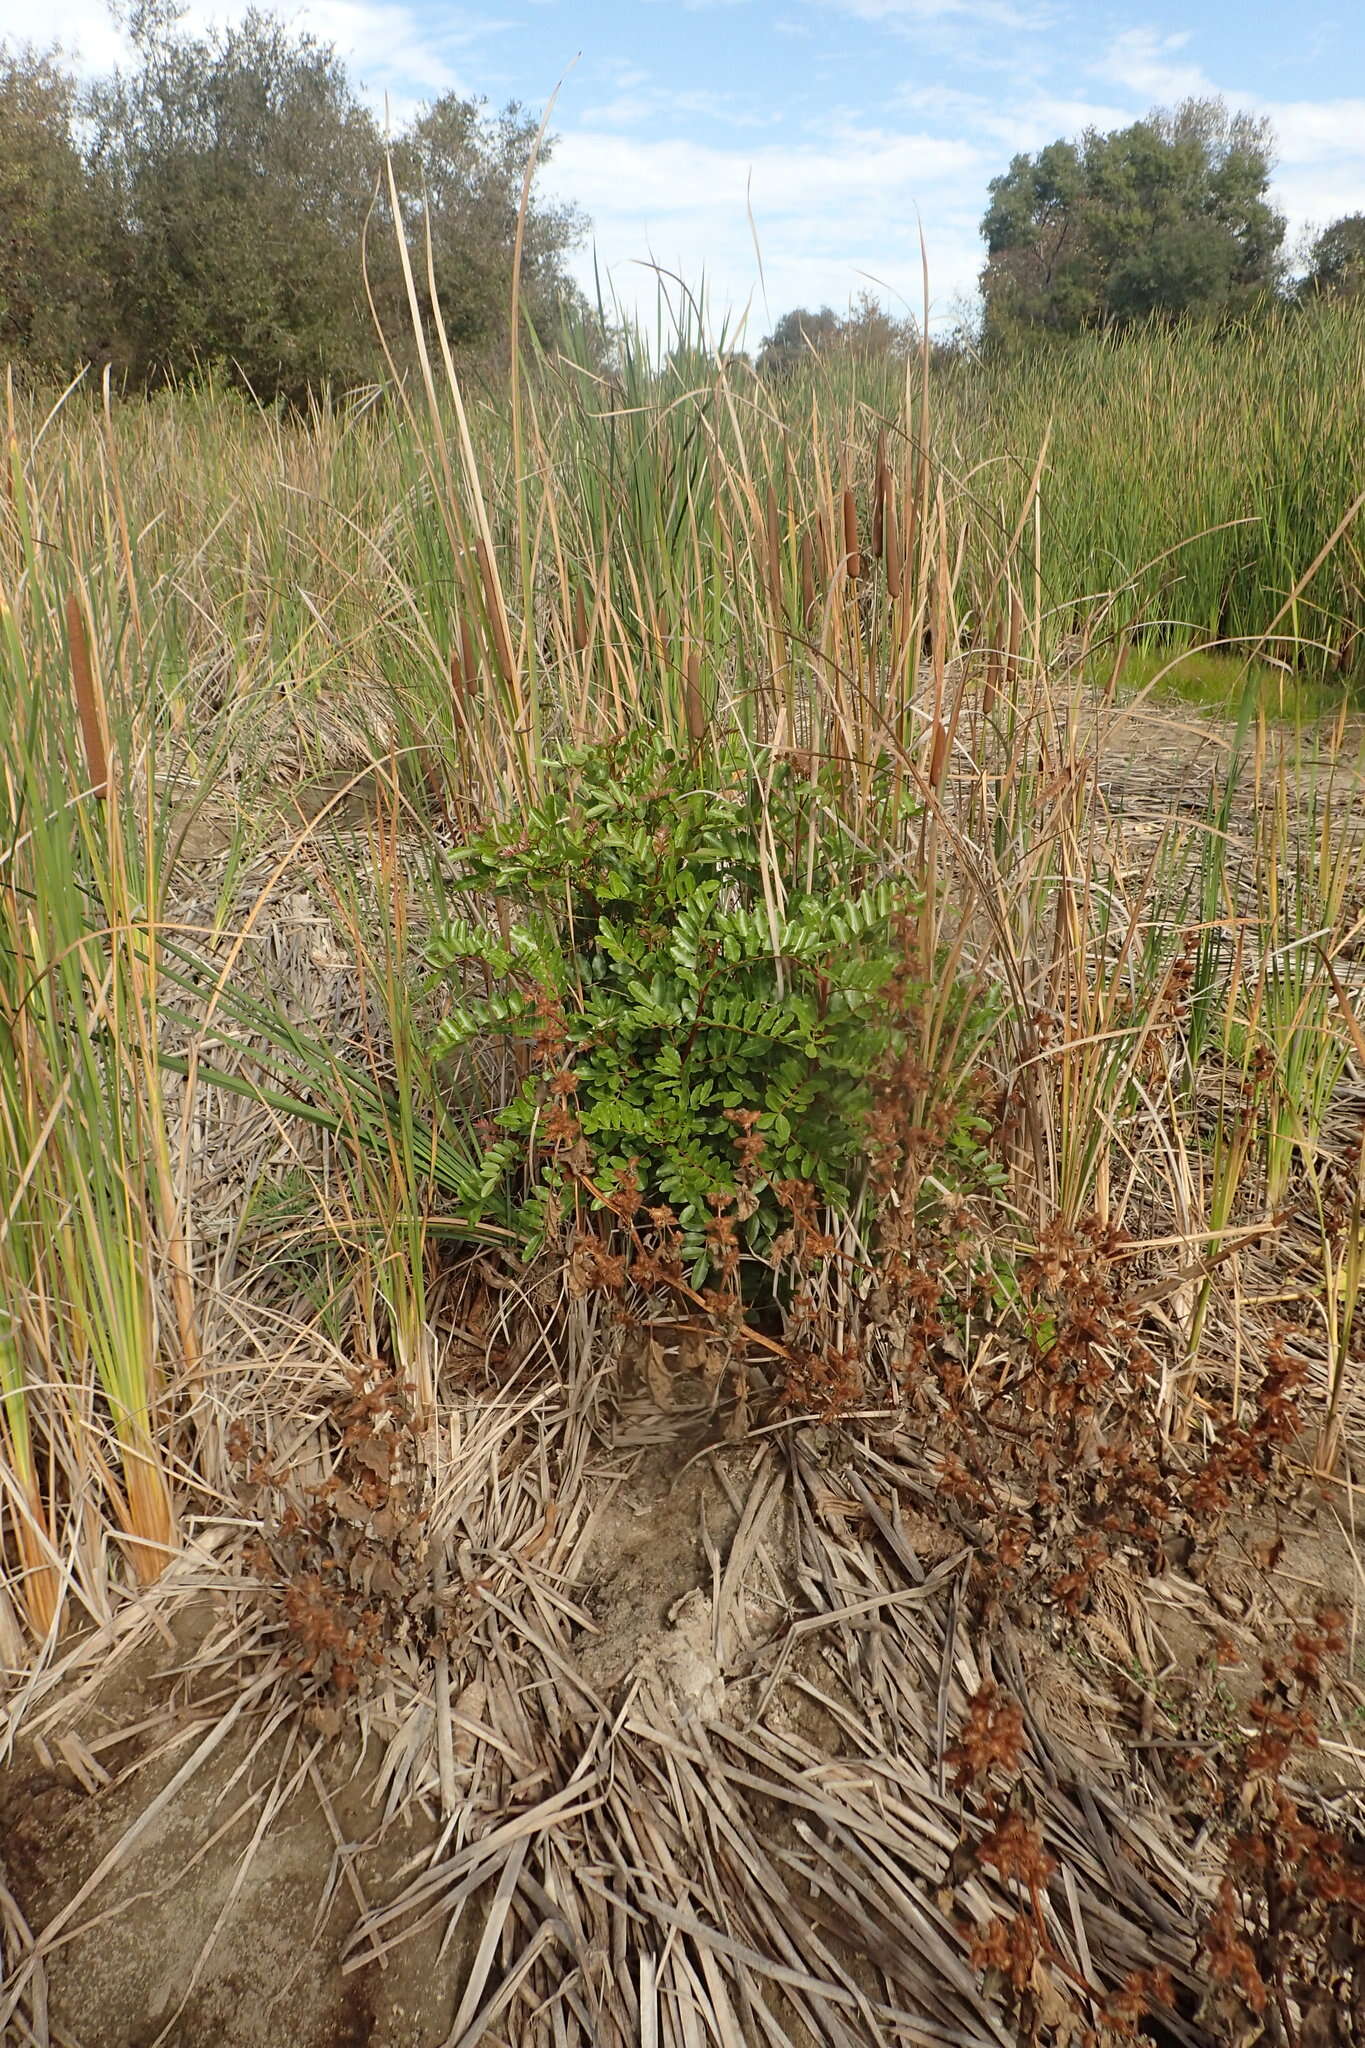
[0,0,498,110]
[1256,99,1365,243]
[894,82,1131,153]
[1267,98,1365,164]
[285,0,478,102]
[817,0,1052,30]
[0,0,127,71]
[579,83,780,131]
[550,125,977,220]
[600,58,651,89]
[1089,27,1212,106]
[543,123,984,334]
[1277,169,1365,235]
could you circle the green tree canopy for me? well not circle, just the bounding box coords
[757,293,917,376]
[0,8,588,400]
[980,98,1286,340]
[1300,215,1365,301]
[381,97,586,361]
[87,10,382,397]
[0,48,111,373]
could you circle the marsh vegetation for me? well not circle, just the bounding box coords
[1,161,1365,2048]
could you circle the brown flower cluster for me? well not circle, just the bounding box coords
[231,1366,460,1724]
[1198,1608,1365,2044]
[869,1191,1312,1628]
[945,1681,1175,2046]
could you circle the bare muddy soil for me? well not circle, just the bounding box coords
[3,1440,1362,2048]
[0,1451,747,2048]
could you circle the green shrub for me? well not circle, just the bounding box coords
[427,734,923,1278]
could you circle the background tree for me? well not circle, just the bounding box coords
[87,10,385,398]
[0,48,111,373]
[0,7,588,400]
[758,293,917,376]
[981,99,1286,341]
[757,306,846,376]
[1300,215,1365,301]
[380,97,587,367]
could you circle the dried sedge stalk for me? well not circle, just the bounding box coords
[842,488,862,582]
[982,607,1003,719]
[764,483,783,612]
[11,1486,60,1638]
[799,529,817,627]
[432,1542,456,1816]
[474,537,517,689]
[684,647,705,745]
[871,429,888,560]
[66,592,109,801]
[3,366,14,513]
[121,1440,174,1588]
[1102,638,1130,702]
[440,618,477,820]
[883,497,902,602]
[1005,589,1024,692]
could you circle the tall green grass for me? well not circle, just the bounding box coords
[755,302,1365,678]
[1,461,185,1639]
[938,305,1365,678]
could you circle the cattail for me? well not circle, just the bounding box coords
[884,500,902,602]
[871,430,888,560]
[66,592,108,801]
[815,506,832,582]
[799,529,817,628]
[764,482,782,612]
[572,586,590,652]
[928,720,950,790]
[684,646,705,744]
[1005,589,1024,692]
[902,459,920,588]
[842,487,862,582]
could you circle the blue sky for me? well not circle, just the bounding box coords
[7,0,1365,338]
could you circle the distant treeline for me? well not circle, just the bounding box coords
[758,99,1365,371]
[0,5,590,404]
[6,23,1365,407]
